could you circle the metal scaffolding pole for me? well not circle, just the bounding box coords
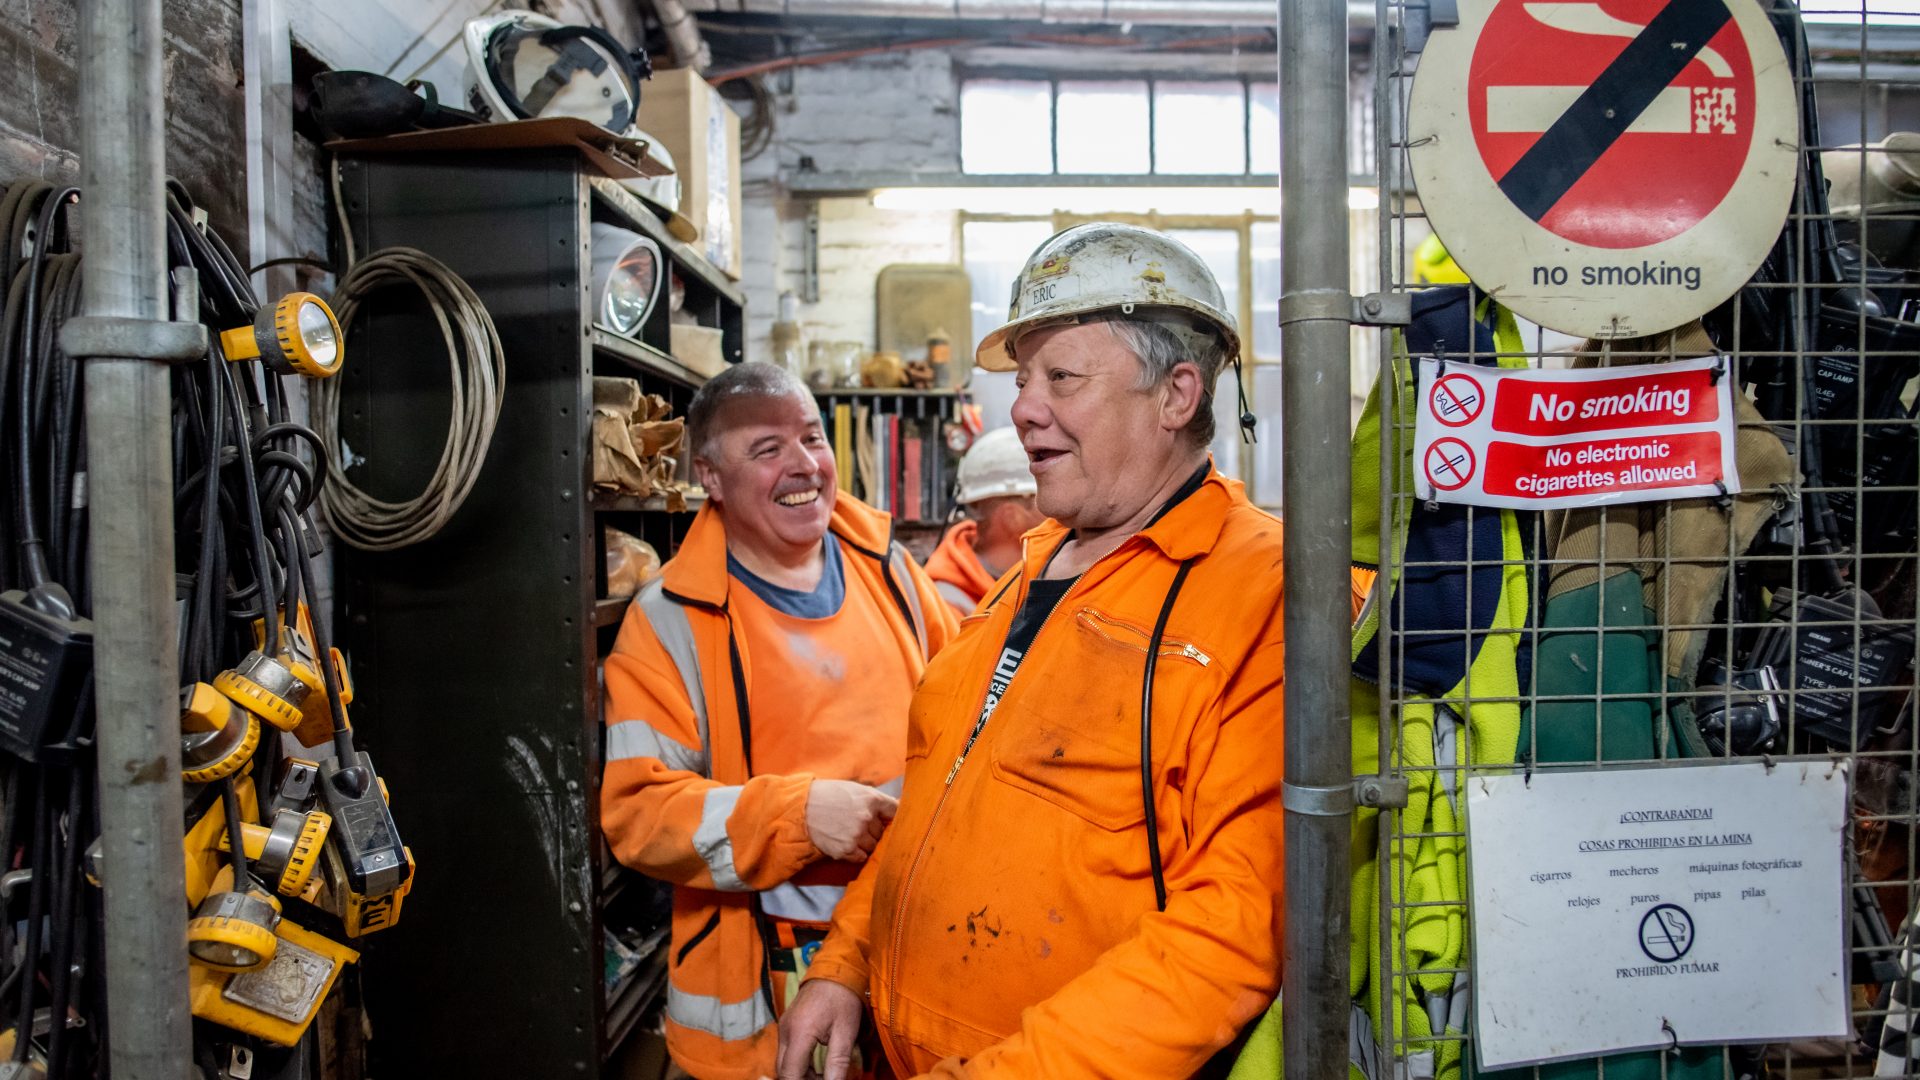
[75,0,193,1070]
[1278,0,1355,1074]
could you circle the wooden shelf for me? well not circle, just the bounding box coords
[589,488,706,513]
[594,597,633,628]
[813,387,963,398]
[592,328,710,390]
[588,178,746,308]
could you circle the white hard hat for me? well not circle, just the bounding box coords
[955,428,1037,506]
[618,130,698,244]
[975,222,1240,372]
[463,10,644,133]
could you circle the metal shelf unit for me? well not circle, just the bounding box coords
[330,146,737,1077]
[813,388,965,547]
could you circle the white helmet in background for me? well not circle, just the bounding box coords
[620,131,698,243]
[975,222,1240,371]
[955,428,1037,506]
[463,9,645,133]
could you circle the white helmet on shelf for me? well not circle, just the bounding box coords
[619,130,698,244]
[975,222,1240,372]
[954,428,1037,506]
[462,9,645,133]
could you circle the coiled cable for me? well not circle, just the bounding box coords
[313,245,506,550]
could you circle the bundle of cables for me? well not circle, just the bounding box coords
[0,175,413,1079]
[312,161,505,551]
[0,179,99,1080]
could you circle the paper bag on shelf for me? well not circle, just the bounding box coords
[592,406,654,495]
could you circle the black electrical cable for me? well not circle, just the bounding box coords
[1140,558,1196,914]
[248,256,334,277]
[221,778,253,893]
[12,187,78,589]
[220,360,282,657]
[292,529,362,778]
[274,511,303,632]
[43,763,85,1078]
[14,778,49,1062]
[184,355,228,684]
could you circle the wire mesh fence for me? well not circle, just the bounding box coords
[1360,1,1920,1077]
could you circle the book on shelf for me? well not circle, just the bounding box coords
[867,408,889,512]
[902,429,923,524]
[833,403,853,493]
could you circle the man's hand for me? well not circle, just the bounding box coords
[806,780,897,862]
[777,979,866,1080]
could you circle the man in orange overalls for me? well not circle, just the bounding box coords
[602,362,957,1080]
[780,223,1292,1078]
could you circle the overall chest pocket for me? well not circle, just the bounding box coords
[988,606,1214,832]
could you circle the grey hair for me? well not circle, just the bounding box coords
[1091,311,1229,446]
[686,361,817,462]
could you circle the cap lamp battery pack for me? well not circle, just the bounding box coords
[0,588,93,762]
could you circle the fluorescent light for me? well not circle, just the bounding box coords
[871,186,1284,215]
[1348,187,1380,211]
[1801,0,1920,22]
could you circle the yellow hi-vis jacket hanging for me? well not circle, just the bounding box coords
[1229,287,1530,1080]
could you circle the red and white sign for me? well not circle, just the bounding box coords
[1408,0,1797,338]
[1412,357,1740,510]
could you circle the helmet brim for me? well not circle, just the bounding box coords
[974,303,1242,374]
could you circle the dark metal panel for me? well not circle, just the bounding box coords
[333,150,604,1075]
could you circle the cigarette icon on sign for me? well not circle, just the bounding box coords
[1487,3,1739,135]
[1425,438,1477,492]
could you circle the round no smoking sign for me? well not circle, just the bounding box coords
[1426,438,1478,492]
[1429,372,1486,427]
[1408,0,1797,339]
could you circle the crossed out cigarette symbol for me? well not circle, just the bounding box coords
[1425,438,1477,492]
[1430,373,1485,427]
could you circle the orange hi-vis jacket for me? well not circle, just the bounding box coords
[601,495,958,1080]
[806,469,1289,1078]
[923,520,998,616]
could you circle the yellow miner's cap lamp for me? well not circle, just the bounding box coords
[186,870,282,972]
[220,293,344,379]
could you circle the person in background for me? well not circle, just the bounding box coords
[601,362,958,1080]
[777,223,1291,1079]
[924,428,1046,615]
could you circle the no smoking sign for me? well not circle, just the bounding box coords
[1408,0,1797,338]
[1426,438,1479,491]
[1430,373,1486,427]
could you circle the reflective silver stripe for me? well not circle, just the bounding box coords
[606,718,708,775]
[889,543,929,657]
[761,882,846,922]
[877,775,904,799]
[693,785,748,891]
[634,581,710,766]
[666,984,775,1042]
[1349,1001,1383,1080]
[934,579,975,615]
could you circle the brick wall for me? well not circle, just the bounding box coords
[0,0,248,239]
[741,48,962,363]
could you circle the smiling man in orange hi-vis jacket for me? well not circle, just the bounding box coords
[602,362,958,1080]
[778,223,1294,1080]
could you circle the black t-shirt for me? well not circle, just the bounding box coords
[944,462,1210,783]
[944,575,1076,783]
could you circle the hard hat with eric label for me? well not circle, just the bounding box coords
[975,222,1240,372]
[954,428,1037,506]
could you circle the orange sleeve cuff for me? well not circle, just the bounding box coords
[803,948,870,999]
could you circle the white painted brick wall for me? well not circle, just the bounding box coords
[741,49,962,363]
